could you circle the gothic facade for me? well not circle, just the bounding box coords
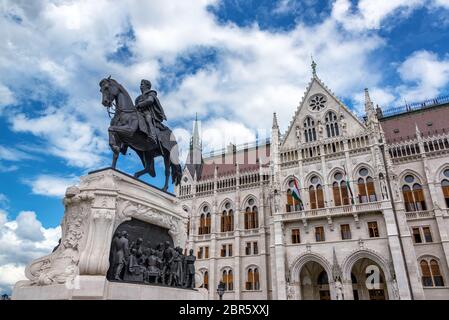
[175,69,449,300]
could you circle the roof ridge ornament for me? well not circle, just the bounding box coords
[311,55,317,77]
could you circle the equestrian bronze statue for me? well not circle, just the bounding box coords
[99,77,182,191]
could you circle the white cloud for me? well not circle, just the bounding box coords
[0,0,448,164]
[0,264,26,294]
[396,50,449,101]
[0,145,34,161]
[0,83,15,107]
[332,0,426,31]
[24,174,78,197]
[352,87,396,112]
[0,210,60,294]
[0,0,388,160]
[14,211,45,241]
[0,145,35,173]
[11,111,109,168]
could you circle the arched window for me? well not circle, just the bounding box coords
[421,259,444,287]
[199,214,205,235]
[200,271,209,290]
[402,175,427,212]
[286,180,303,212]
[246,268,260,290]
[325,111,340,138]
[205,213,211,234]
[221,202,234,232]
[441,169,449,207]
[228,270,234,290]
[244,199,258,229]
[222,270,233,291]
[332,172,350,206]
[304,117,317,143]
[430,259,444,286]
[199,206,211,235]
[357,168,376,203]
[309,176,325,209]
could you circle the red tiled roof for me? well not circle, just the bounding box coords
[192,144,271,181]
[380,104,449,143]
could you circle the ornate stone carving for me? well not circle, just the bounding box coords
[20,169,187,289]
[26,187,94,286]
[286,284,297,300]
[117,199,186,247]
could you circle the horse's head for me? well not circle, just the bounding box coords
[99,76,120,107]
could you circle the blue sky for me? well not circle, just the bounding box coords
[1,0,449,293]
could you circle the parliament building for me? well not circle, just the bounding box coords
[175,65,449,300]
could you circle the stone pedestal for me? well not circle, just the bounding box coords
[12,168,206,300]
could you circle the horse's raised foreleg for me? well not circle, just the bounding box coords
[109,118,138,139]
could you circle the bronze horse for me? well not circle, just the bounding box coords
[99,77,182,191]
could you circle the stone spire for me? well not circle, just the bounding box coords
[192,112,201,149]
[332,247,342,281]
[186,114,203,179]
[415,123,421,138]
[364,88,375,114]
[364,88,379,128]
[272,112,279,130]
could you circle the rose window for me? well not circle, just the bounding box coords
[308,94,327,111]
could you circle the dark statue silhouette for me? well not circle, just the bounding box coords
[99,77,182,191]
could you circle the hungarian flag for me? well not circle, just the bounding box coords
[290,175,302,202]
[343,165,355,204]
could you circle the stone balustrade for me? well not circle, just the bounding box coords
[281,200,389,221]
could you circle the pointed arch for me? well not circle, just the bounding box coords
[289,253,333,284]
[324,110,340,138]
[341,249,392,283]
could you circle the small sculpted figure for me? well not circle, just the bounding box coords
[145,248,161,284]
[184,249,196,289]
[113,231,129,280]
[161,241,174,285]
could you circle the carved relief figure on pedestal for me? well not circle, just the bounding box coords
[112,231,129,280]
[184,249,196,289]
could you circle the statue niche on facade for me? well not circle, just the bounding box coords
[99,77,182,191]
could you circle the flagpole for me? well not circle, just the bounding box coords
[343,165,355,205]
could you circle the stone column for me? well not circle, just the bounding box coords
[342,279,354,300]
[273,218,287,300]
[234,190,242,300]
[425,182,449,270]
[383,207,424,299]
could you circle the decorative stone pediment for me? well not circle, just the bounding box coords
[281,76,366,150]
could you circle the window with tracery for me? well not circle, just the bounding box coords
[325,111,340,138]
[309,175,325,209]
[304,117,317,143]
[402,175,427,212]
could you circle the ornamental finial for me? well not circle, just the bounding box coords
[311,55,317,77]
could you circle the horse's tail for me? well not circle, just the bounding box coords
[170,162,182,186]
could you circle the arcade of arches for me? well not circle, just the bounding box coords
[297,257,389,300]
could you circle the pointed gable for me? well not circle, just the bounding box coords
[281,75,366,149]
